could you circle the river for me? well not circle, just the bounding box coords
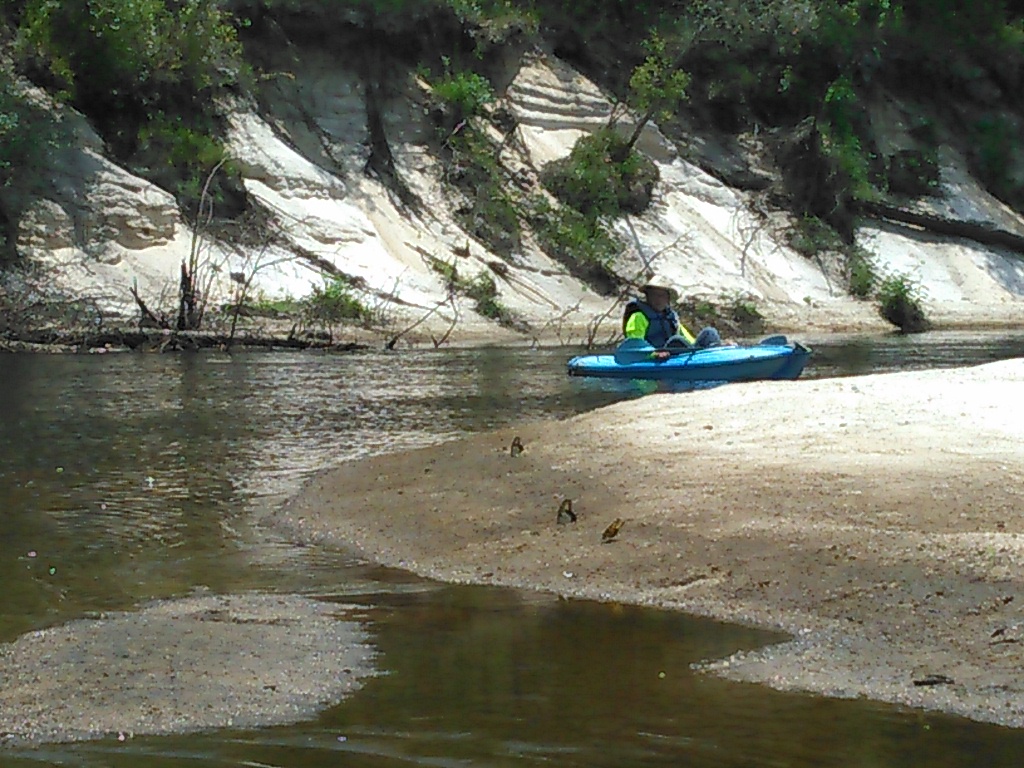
[3,331,1024,767]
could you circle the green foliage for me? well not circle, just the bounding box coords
[462,272,508,321]
[426,257,514,323]
[847,247,877,298]
[16,0,242,106]
[819,76,877,202]
[13,0,243,210]
[427,255,459,288]
[787,215,846,257]
[724,291,764,330]
[676,291,764,336]
[628,33,690,124]
[443,125,520,256]
[528,196,623,267]
[540,128,659,219]
[304,276,368,327]
[135,112,231,208]
[665,0,1024,209]
[972,114,1024,207]
[448,0,540,47]
[430,58,495,124]
[0,74,54,188]
[248,293,302,317]
[876,271,929,332]
[887,147,940,197]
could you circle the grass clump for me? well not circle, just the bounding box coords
[462,272,507,321]
[304,276,368,329]
[876,272,929,333]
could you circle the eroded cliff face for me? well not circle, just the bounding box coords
[7,45,1024,340]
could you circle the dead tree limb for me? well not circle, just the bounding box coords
[129,278,169,329]
[385,296,452,349]
[180,158,229,331]
[531,300,582,347]
[430,294,461,348]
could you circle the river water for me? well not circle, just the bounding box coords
[3,331,1024,767]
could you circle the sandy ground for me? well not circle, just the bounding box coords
[277,358,1024,727]
[0,593,374,747]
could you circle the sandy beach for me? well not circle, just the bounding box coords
[277,357,1024,727]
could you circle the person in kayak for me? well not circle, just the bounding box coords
[622,277,722,359]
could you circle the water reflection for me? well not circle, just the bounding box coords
[16,590,1024,767]
[2,332,1024,767]
[0,347,626,639]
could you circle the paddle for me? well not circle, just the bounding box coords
[614,334,790,365]
[614,337,701,364]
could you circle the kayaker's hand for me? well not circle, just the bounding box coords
[652,350,671,361]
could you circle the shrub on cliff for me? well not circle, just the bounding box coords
[429,57,495,128]
[540,128,658,219]
[12,0,245,214]
[0,72,53,189]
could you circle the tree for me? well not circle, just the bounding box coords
[615,33,690,158]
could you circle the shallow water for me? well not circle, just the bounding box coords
[3,332,1024,766]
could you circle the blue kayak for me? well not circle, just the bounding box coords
[567,337,811,383]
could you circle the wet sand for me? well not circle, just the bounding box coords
[277,358,1024,727]
[0,594,374,746]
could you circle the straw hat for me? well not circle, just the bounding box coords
[640,274,679,303]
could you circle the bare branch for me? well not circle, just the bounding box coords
[430,293,461,348]
[129,278,169,329]
[385,295,453,350]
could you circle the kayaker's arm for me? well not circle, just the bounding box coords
[676,324,697,346]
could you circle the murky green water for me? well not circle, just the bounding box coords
[3,332,1024,767]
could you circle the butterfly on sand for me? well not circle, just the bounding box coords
[601,518,624,543]
[556,498,576,525]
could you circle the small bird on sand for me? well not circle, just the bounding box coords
[602,518,624,543]
[510,436,524,457]
[556,498,576,525]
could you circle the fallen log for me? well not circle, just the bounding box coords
[855,200,1024,256]
[0,329,369,353]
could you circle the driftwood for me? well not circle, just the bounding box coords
[0,329,369,353]
[855,200,1024,256]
